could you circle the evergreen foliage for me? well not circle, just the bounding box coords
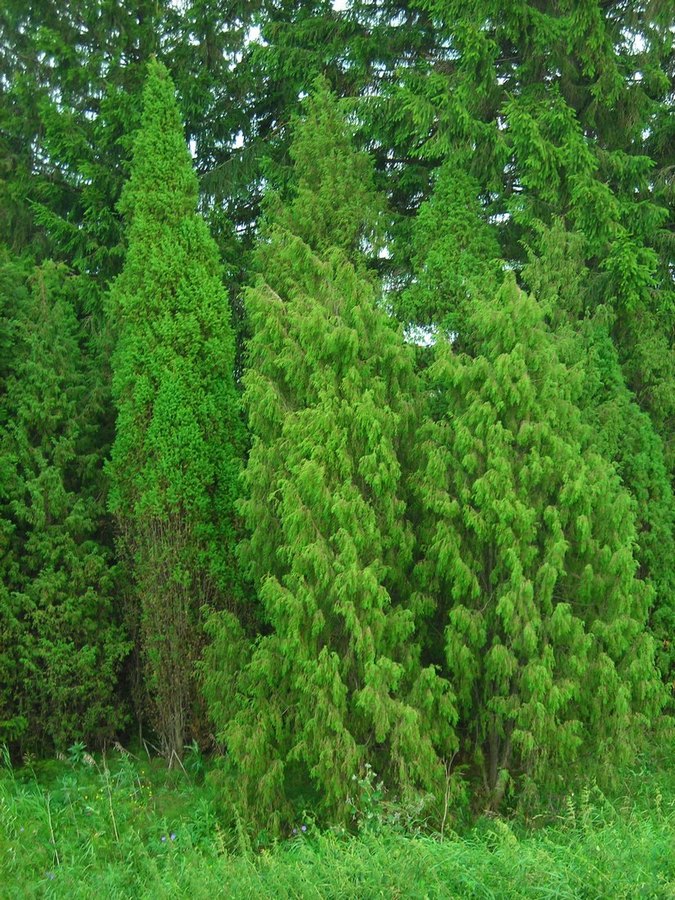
[0,0,253,272]
[0,0,672,831]
[108,60,242,762]
[0,249,29,745]
[384,0,674,463]
[221,86,455,828]
[0,257,127,750]
[523,221,675,693]
[399,158,502,342]
[416,275,663,805]
[0,0,157,272]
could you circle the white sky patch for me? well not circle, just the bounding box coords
[332,0,349,10]
[404,323,439,347]
[489,211,510,224]
[623,30,646,53]
[246,25,262,44]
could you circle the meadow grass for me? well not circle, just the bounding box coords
[1,743,673,899]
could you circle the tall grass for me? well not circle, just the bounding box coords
[1,744,673,899]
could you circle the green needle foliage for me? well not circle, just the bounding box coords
[0,257,127,751]
[0,0,671,831]
[0,249,30,746]
[386,0,674,462]
[523,221,675,695]
[0,0,254,272]
[416,275,663,807]
[108,60,243,763]
[222,85,456,829]
[399,157,503,344]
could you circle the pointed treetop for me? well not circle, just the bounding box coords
[118,58,198,225]
[401,158,503,338]
[268,77,386,258]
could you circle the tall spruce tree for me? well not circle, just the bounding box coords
[0,258,127,751]
[108,60,242,762]
[416,275,663,806]
[219,85,455,828]
[0,0,253,273]
[380,0,674,464]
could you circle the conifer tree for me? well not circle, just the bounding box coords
[383,1,674,462]
[108,60,242,762]
[0,0,253,275]
[222,85,455,828]
[523,222,675,694]
[0,259,127,750]
[398,158,502,345]
[416,275,663,806]
[0,248,29,745]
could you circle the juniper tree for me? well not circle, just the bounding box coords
[219,86,455,828]
[416,275,663,806]
[523,221,675,693]
[398,158,502,345]
[108,60,242,762]
[0,248,28,745]
[0,259,128,751]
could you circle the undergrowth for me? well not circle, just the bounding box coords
[1,741,673,899]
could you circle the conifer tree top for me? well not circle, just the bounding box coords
[119,58,198,226]
[268,78,385,258]
[108,53,240,527]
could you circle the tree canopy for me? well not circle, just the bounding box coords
[0,1,670,829]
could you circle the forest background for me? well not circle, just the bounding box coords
[0,0,673,877]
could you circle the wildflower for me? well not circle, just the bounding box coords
[170,833,176,841]
[45,872,55,880]
[292,828,297,835]
[301,825,307,832]
[161,835,167,842]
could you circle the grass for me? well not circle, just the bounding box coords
[1,743,673,899]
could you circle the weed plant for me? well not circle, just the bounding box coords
[1,741,673,899]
